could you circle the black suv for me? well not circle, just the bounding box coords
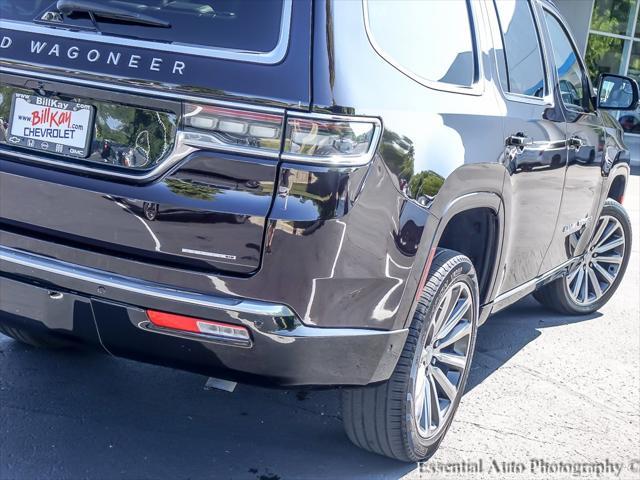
[0,0,635,462]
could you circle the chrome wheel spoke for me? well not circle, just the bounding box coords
[436,296,471,342]
[433,289,454,333]
[435,321,471,351]
[594,255,622,265]
[587,268,602,298]
[580,268,589,302]
[432,366,457,402]
[566,267,580,285]
[428,373,441,427]
[423,379,431,431]
[591,217,610,246]
[592,262,615,285]
[434,351,467,370]
[595,237,624,254]
[571,268,585,298]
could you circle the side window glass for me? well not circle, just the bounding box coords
[544,11,591,112]
[494,0,546,98]
[366,0,476,87]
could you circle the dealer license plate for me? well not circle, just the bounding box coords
[8,93,94,158]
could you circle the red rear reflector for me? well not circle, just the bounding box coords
[147,310,250,340]
[415,247,437,302]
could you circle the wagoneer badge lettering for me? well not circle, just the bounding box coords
[0,35,186,75]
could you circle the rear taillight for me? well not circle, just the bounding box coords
[182,104,381,166]
[147,309,250,341]
[283,113,381,166]
[183,103,284,158]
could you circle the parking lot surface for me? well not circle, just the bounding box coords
[1,171,638,480]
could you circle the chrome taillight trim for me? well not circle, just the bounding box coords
[182,131,281,160]
[0,68,383,177]
[281,111,383,167]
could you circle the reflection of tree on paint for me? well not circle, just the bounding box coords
[380,130,415,182]
[165,179,220,200]
[408,171,444,200]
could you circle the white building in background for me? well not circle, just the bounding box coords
[557,0,640,165]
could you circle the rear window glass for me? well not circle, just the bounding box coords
[0,0,285,53]
[366,0,476,87]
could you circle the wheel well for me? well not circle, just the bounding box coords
[608,176,626,203]
[438,208,499,304]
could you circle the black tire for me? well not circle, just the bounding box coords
[341,249,479,462]
[534,199,632,315]
[0,323,67,348]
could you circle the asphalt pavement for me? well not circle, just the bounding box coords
[1,171,638,480]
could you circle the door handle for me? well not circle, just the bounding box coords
[506,133,533,147]
[568,136,584,150]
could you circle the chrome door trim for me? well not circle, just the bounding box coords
[0,0,292,65]
[362,0,485,96]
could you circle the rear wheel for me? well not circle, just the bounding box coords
[0,323,68,348]
[341,249,478,462]
[534,199,631,315]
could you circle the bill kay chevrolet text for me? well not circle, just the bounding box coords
[0,0,634,462]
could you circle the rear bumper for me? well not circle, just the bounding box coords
[0,246,407,387]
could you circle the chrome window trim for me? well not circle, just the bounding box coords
[362,0,485,96]
[281,111,383,167]
[540,6,598,114]
[0,0,292,65]
[490,0,555,107]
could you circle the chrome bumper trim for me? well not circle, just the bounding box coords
[0,245,295,318]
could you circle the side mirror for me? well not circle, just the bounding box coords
[597,74,639,111]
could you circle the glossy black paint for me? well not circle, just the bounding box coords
[0,0,631,386]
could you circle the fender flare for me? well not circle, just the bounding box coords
[399,191,505,329]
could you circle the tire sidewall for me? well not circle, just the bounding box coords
[404,254,479,459]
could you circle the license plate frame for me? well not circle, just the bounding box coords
[7,93,95,158]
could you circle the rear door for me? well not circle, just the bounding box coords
[489,0,568,294]
[538,7,608,273]
[0,0,311,275]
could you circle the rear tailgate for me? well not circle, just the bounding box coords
[0,0,311,276]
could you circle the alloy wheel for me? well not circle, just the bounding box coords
[414,282,474,438]
[566,215,626,307]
